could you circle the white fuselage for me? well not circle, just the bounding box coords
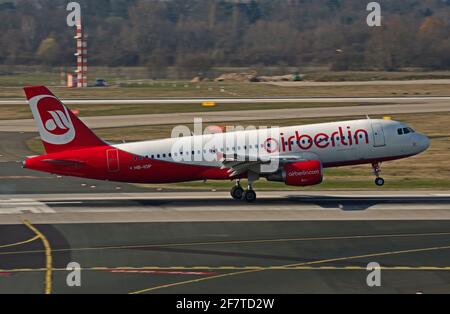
[114,119,430,174]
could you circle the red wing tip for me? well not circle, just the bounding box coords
[23,86,55,100]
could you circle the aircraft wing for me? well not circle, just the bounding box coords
[220,153,312,177]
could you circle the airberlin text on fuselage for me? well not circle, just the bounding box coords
[264,126,369,153]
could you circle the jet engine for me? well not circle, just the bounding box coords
[267,160,323,187]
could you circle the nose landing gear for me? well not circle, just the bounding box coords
[375,177,385,186]
[372,162,385,186]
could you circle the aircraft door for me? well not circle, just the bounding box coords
[371,123,386,147]
[107,149,120,173]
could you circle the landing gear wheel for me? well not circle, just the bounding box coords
[375,177,385,186]
[372,162,384,187]
[230,186,244,200]
[244,190,257,203]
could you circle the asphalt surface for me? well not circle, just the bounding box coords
[2,95,450,105]
[1,191,450,225]
[1,102,450,132]
[0,220,449,294]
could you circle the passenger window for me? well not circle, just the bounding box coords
[397,129,403,135]
[403,128,410,134]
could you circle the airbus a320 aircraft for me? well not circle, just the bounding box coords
[23,86,430,202]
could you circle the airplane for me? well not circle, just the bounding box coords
[22,86,430,202]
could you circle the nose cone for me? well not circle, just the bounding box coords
[412,134,430,153]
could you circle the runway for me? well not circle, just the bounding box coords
[1,191,450,225]
[1,102,450,131]
[1,95,450,105]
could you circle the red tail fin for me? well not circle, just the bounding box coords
[24,86,105,154]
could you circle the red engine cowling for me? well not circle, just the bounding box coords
[284,160,323,187]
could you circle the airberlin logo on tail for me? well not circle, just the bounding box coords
[45,110,71,132]
[28,95,76,145]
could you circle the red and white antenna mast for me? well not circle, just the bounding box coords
[74,19,87,88]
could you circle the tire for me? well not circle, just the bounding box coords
[230,186,244,200]
[244,190,257,203]
[375,178,385,186]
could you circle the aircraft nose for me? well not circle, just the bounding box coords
[412,134,430,152]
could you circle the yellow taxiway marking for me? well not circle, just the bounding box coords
[22,220,52,295]
[0,235,39,249]
[0,231,449,257]
[129,244,450,294]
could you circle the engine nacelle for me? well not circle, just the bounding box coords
[267,160,323,187]
[284,160,323,186]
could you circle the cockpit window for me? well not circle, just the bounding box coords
[398,127,416,135]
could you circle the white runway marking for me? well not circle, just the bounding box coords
[0,199,56,214]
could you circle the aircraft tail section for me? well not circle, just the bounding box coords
[24,86,106,154]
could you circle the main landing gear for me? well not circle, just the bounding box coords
[372,162,385,186]
[230,172,259,203]
[230,180,257,203]
[230,181,244,200]
[243,189,257,203]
